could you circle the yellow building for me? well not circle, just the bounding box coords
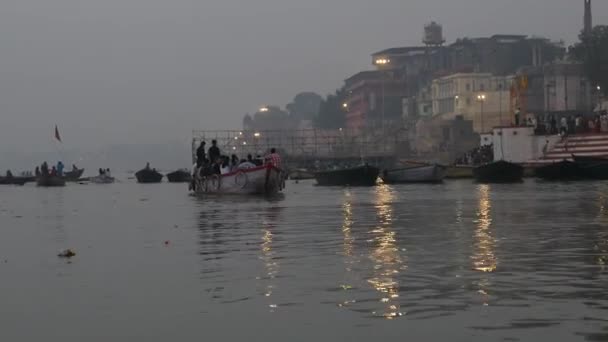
[431,73,514,133]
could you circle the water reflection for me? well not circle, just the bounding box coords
[259,206,282,312]
[368,184,404,319]
[472,184,497,273]
[338,190,357,308]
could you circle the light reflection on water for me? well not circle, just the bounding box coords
[368,184,403,319]
[2,181,608,340]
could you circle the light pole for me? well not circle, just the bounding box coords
[477,94,486,132]
[375,58,390,134]
[598,85,603,112]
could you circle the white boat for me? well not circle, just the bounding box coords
[89,175,115,184]
[192,164,285,195]
[382,164,447,184]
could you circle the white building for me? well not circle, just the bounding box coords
[431,73,514,133]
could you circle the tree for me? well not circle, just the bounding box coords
[570,26,608,96]
[286,92,322,121]
[314,89,347,130]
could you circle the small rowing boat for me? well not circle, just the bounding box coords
[166,169,192,183]
[473,160,524,183]
[382,164,446,184]
[89,174,115,184]
[315,165,379,186]
[37,175,66,187]
[135,168,163,183]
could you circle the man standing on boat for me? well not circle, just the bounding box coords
[208,140,220,164]
[265,148,282,169]
[196,141,206,168]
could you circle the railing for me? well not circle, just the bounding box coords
[191,128,409,162]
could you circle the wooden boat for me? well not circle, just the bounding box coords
[135,168,163,183]
[192,164,284,195]
[288,168,315,180]
[535,160,584,181]
[572,155,608,164]
[446,165,474,179]
[89,174,115,184]
[36,175,66,187]
[581,162,608,180]
[0,177,29,186]
[166,169,192,183]
[382,164,447,184]
[64,168,85,181]
[315,165,379,186]
[473,160,524,183]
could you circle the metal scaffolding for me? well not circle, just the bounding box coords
[191,128,409,163]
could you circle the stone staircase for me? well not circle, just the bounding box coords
[541,134,608,162]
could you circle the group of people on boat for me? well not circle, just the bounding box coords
[98,168,112,177]
[194,140,282,178]
[33,162,79,178]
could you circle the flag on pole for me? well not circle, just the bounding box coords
[55,125,62,142]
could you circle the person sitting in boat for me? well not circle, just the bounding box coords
[238,154,256,169]
[196,141,207,168]
[35,167,40,177]
[105,168,112,177]
[145,162,151,170]
[50,166,57,176]
[208,140,220,165]
[56,161,65,177]
[6,170,13,178]
[72,164,78,172]
[99,168,105,176]
[230,154,239,170]
[220,156,231,175]
[265,148,282,170]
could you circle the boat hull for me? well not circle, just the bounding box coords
[473,161,524,183]
[382,164,446,184]
[288,169,315,180]
[581,162,608,180]
[193,165,284,195]
[166,170,192,183]
[89,175,115,184]
[0,177,29,186]
[37,176,66,187]
[535,161,584,181]
[315,165,379,186]
[64,168,84,182]
[446,165,474,179]
[135,169,163,183]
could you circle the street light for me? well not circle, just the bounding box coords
[259,107,269,112]
[477,94,486,132]
[342,102,348,109]
[254,132,261,138]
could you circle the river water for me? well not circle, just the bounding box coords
[1,179,608,341]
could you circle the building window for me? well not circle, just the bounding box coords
[480,84,485,91]
[466,98,471,106]
[466,83,470,91]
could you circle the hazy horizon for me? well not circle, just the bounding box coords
[1,0,607,158]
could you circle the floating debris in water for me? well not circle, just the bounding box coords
[57,249,76,258]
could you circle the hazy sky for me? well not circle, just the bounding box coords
[1,0,606,152]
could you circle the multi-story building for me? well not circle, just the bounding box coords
[431,73,514,133]
[343,70,406,131]
[516,62,593,116]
